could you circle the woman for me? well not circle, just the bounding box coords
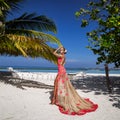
[51,46,98,115]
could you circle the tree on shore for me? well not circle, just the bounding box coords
[75,0,120,93]
[0,0,62,64]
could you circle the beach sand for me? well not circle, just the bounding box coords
[0,71,120,120]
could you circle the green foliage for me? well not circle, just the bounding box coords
[0,35,57,63]
[81,19,88,27]
[0,0,62,64]
[75,0,120,67]
[6,13,57,33]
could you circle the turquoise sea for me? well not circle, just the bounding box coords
[0,66,120,74]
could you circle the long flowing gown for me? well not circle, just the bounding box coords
[51,57,98,115]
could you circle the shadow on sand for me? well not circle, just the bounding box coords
[70,75,120,109]
[0,71,120,109]
[0,71,54,90]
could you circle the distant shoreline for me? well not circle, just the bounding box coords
[0,66,120,74]
[0,71,120,87]
[0,66,120,70]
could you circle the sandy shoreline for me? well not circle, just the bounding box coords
[0,71,120,120]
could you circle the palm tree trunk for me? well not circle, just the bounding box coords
[104,63,112,93]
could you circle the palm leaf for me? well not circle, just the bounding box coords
[1,0,61,64]
[0,0,24,17]
[0,35,57,64]
[0,0,10,12]
[0,0,10,19]
[5,29,62,46]
[6,13,57,33]
[2,0,24,10]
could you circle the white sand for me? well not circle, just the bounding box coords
[0,72,120,120]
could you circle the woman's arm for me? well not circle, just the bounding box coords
[53,46,63,58]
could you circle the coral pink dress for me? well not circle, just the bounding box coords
[51,57,98,115]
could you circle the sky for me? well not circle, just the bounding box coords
[0,0,107,68]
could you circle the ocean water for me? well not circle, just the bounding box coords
[0,66,120,74]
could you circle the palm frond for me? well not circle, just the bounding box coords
[1,0,61,64]
[0,0,24,17]
[14,42,28,57]
[0,0,10,18]
[0,0,10,11]
[0,35,22,56]
[3,0,24,11]
[5,29,62,46]
[6,13,57,33]
[0,35,57,64]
